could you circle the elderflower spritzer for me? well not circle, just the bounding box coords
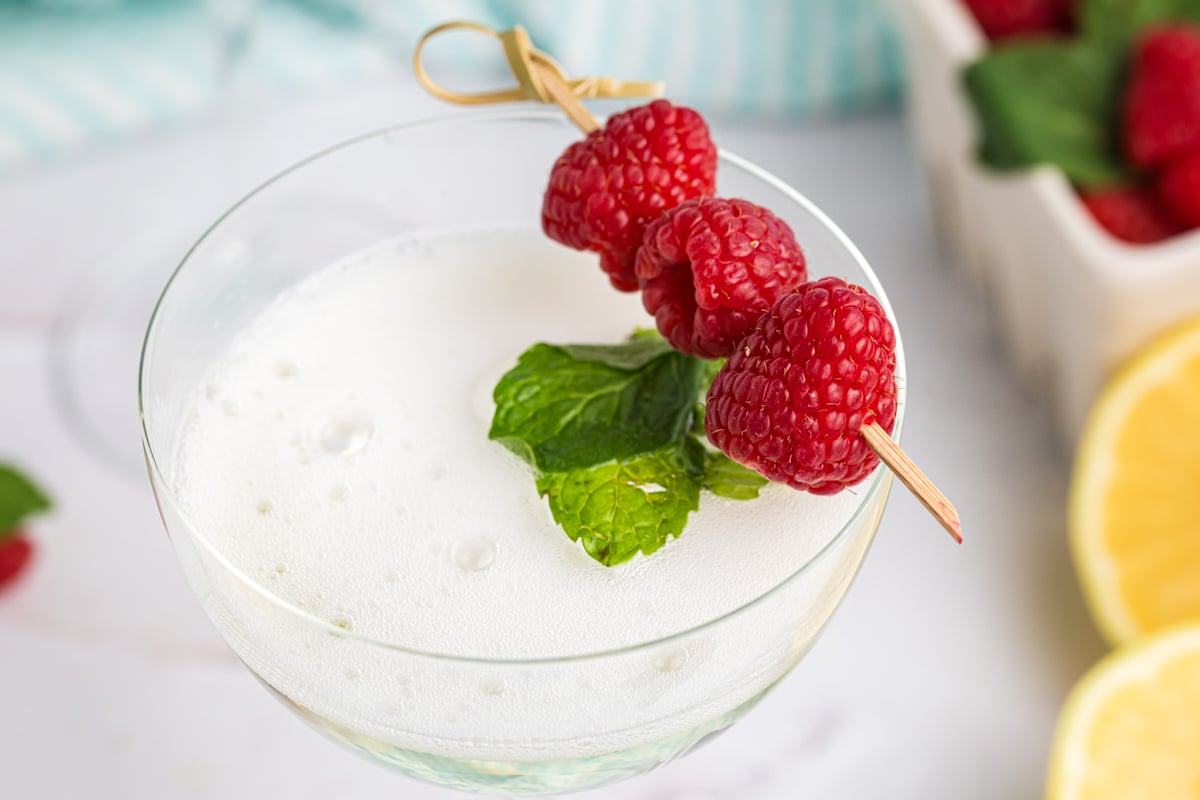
[141,112,904,796]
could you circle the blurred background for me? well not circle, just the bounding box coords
[0,1,1116,798]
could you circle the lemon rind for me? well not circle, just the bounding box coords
[1045,622,1200,800]
[1068,319,1200,646]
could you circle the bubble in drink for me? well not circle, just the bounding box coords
[452,536,497,572]
[320,413,374,456]
[654,650,688,673]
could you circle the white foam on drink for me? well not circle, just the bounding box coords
[173,228,866,661]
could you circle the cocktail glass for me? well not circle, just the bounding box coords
[139,110,906,796]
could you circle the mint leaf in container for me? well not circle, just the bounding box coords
[0,465,51,539]
[537,439,706,567]
[1080,0,1200,46]
[964,40,1132,188]
[489,339,706,472]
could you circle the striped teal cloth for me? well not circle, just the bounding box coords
[0,0,903,171]
[469,0,903,117]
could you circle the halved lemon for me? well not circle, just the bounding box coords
[1070,318,1200,645]
[1046,624,1200,800]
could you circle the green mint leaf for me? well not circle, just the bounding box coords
[537,438,706,566]
[557,336,676,370]
[964,41,1133,188]
[493,329,763,567]
[0,465,51,539]
[701,356,725,387]
[702,451,769,501]
[1081,0,1200,46]
[490,341,706,473]
[558,328,685,370]
[690,357,725,436]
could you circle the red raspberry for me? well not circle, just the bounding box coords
[1125,26,1200,168]
[541,100,717,292]
[1080,186,1185,244]
[1157,150,1200,229]
[0,533,33,589]
[636,197,807,358]
[960,0,1073,40]
[705,277,897,495]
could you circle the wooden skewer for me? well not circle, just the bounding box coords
[861,422,962,543]
[415,22,963,544]
[535,63,600,134]
[412,20,655,136]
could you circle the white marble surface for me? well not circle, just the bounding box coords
[0,78,1107,799]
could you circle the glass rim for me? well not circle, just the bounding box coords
[138,107,908,666]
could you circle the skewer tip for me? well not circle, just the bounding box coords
[861,421,962,544]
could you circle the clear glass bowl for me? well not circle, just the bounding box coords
[139,109,906,796]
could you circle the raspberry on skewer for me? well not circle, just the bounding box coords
[706,278,962,542]
[541,99,717,291]
[636,197,808,358]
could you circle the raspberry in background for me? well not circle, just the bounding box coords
[1157,150,1200,229]
[541,100,717,292]
[0,534,33,589]
[1080,186,1186,244]
[705,277,898,495]
[961,0,1073,40]
[1125,26,1200,168]
[636,197,807,358]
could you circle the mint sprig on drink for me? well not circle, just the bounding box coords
[489,334,704,472]
[536,440,706,566]
[490,331,765,566]
[702,451,774,501]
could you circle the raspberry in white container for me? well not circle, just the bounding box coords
[898,0,1200,442]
